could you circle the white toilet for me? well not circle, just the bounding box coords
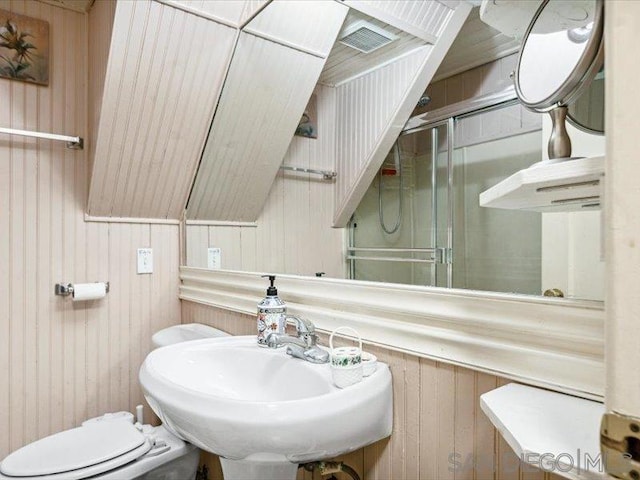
[0,324,228,480]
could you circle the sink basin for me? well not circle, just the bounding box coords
[139,335,392,480]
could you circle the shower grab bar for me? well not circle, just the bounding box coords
[279,165,336,180]
[348,247,438,253]
[346,255,437,264]
[0,127,83,149]
[347,246,449,264]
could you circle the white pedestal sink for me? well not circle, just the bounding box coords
[139,336,393,480]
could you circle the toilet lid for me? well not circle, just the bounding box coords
[0,421,150,477]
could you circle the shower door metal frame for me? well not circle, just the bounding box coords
[348,119,453,288]
[400,96,524,289]
[427,119,453,288]
[348,93,523,288]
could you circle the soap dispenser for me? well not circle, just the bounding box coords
[257,275,286,346]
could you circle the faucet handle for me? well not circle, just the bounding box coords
[286,315,315,335]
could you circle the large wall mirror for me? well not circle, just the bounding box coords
[184,0,605,303]
[568,67,604,134]
[349,99,604,301]
[349,0,605,301]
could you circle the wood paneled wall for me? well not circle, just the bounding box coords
[0,0,181,459]
[87,0,115,182]
[185,85,345,278]
[182,301,565,480]
[185,1,348,222]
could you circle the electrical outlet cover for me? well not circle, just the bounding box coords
[137,248,153,274]
[207,248,221,270]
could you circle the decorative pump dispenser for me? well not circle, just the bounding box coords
[257,275,286,346]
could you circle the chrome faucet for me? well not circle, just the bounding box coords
[266,316,329,364]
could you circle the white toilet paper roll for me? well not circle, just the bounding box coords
[72,283,107,301]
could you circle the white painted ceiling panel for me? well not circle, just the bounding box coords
[165,0,249,25]
[343,0,454,42]
[367,0,454,37]
[433,7,521,81]
[319,10,428,86]
[240,0,269,25]
[244,0,348,56]
[186,33,332,221]
[87,0,237,219]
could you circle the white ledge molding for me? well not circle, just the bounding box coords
[179,267,604,399]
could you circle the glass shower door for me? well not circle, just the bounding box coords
[451,105,542,295]
[348,122,452,287]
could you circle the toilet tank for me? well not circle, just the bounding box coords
[152,323,229,349]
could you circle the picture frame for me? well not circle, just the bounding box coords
[0,9,49,86]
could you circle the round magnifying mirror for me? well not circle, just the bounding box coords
[567,66,604,134]
[515,0,604,159]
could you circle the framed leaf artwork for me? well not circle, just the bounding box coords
[295,94,318,139]
[0,9,49,86]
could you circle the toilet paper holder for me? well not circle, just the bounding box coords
[55,282,110,297]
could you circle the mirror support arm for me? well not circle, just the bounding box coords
[548,106,572,159]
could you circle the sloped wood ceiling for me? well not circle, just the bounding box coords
[318,9,429,87]
[87,0,470,222]
[186,1,349,221]
[433,6,521,82]
[87,0,238,219]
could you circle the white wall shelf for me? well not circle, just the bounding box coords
[480,156,605,212]
[481,383,605,479]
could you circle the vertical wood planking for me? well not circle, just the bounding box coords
[183,302,561,480]
[0,1,182,459]
[187,32,328,222]
[475,373,498,480]
[348,0,453,40]
[184,86,346,278]
[87,0,115,181]
[0,1,11,452]
[186,225,209,269]
[87,0,237,219]
[454,367,476,480]
[333,47,431,226]
[436,362,456,480]
[404,354,421,478]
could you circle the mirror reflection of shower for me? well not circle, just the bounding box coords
[378,94,432,235]
[349,122,452,288]
[378,142,403,235]
[350,102,547,296]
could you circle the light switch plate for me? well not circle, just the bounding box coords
[137,248,153,274]
[207,248,221,270]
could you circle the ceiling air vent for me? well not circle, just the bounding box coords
[338,20,397,54]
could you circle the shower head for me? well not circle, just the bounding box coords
[416,95,431,108]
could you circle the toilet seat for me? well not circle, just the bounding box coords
[0,421,152,480]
